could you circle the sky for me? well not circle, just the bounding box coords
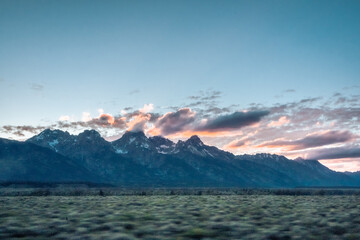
[0,0,359,171]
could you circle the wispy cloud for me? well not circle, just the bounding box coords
[150,108,196,135]
[1,125,49,137]
[139,104,154,113]
[308,146,360,160]
[225,139,250,149]
[59,115,71,121]
[188,90,222,101]
[129,89,140,95]
[2,90,360,172]
[284,89,296,93]
[196,110,270,132]
[258,130,357,151]
[30,83,44,91]
[267,116,290,127]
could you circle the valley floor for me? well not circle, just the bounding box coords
[0,195,359,239]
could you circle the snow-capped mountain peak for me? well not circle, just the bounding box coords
[185,135,204,146]
[111,131,152,153]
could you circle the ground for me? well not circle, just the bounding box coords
[1,195,360,239]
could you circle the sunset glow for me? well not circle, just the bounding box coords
[0,0,359,172]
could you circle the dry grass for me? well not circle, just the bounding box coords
[1,195,359,239]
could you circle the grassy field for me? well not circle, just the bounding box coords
[1,195,359,239]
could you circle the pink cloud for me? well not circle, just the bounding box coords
[149,108,196,136]
[257,130,357,151]
[267,116,290,127]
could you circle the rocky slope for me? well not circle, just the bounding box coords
[0,129,356,187]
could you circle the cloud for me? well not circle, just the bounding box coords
[148,109,269,137]
[2,91,359,172]
[99,114,115,124]
[129,89,140,95]
[56,121,86,129]
[225,139,250,149]
[123,107,133,111]
[30,83,44,91]
[56,112,127,130]
[139,103,154,113]
[196,110,270,132]
[188,90,222,101]
[319,158,360,172]
[151,108,196,135]
[55,105,160,134]
[308,146,360,160]
[1,125,48,136]
[267,116,290,127]
[258,130,357,151]
[275,89,296,98]
[82,112,92,122]
[186,90,224,112]
[325,93,360,106]
[126,113,151,132]
[91,114,127,128]
[266,96,360,134]
[343,85,360,90]
[284,89,296,93]
[59,115,70,121]
[205,107,231,115]
[298,97,322,104]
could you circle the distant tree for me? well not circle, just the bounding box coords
[99,189,105,196]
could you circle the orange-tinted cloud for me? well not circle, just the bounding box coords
[165,129,241,138]
[258,130,357,151]
[127,113,151,132]
[139,103,154,113]
[225,139,250,149]
[59,112,127,129]
[99,114,115,125]
[267,116,290,127]
[319,158,360,172]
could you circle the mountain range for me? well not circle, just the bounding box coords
[0,129,359,187]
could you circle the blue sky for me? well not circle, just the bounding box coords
[1,0,359,171]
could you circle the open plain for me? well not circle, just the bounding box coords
[1,194,360,240]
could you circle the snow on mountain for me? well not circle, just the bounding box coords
[18,129,360,187]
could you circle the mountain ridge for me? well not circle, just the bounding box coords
[0,129,358,187]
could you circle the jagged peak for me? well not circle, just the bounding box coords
[149,135,174,145]
[238,153,289,162]
[78,129,101,138]
[40,128,52,134]
[189,135,201,140]
[186,135,203,146]
[150,135,166,140]
[39,128,67,135]
[297,159,321,165]
[30,129,70,141]
[112,130,149,147]
[255,153,284,158]
[120,130,147,140]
